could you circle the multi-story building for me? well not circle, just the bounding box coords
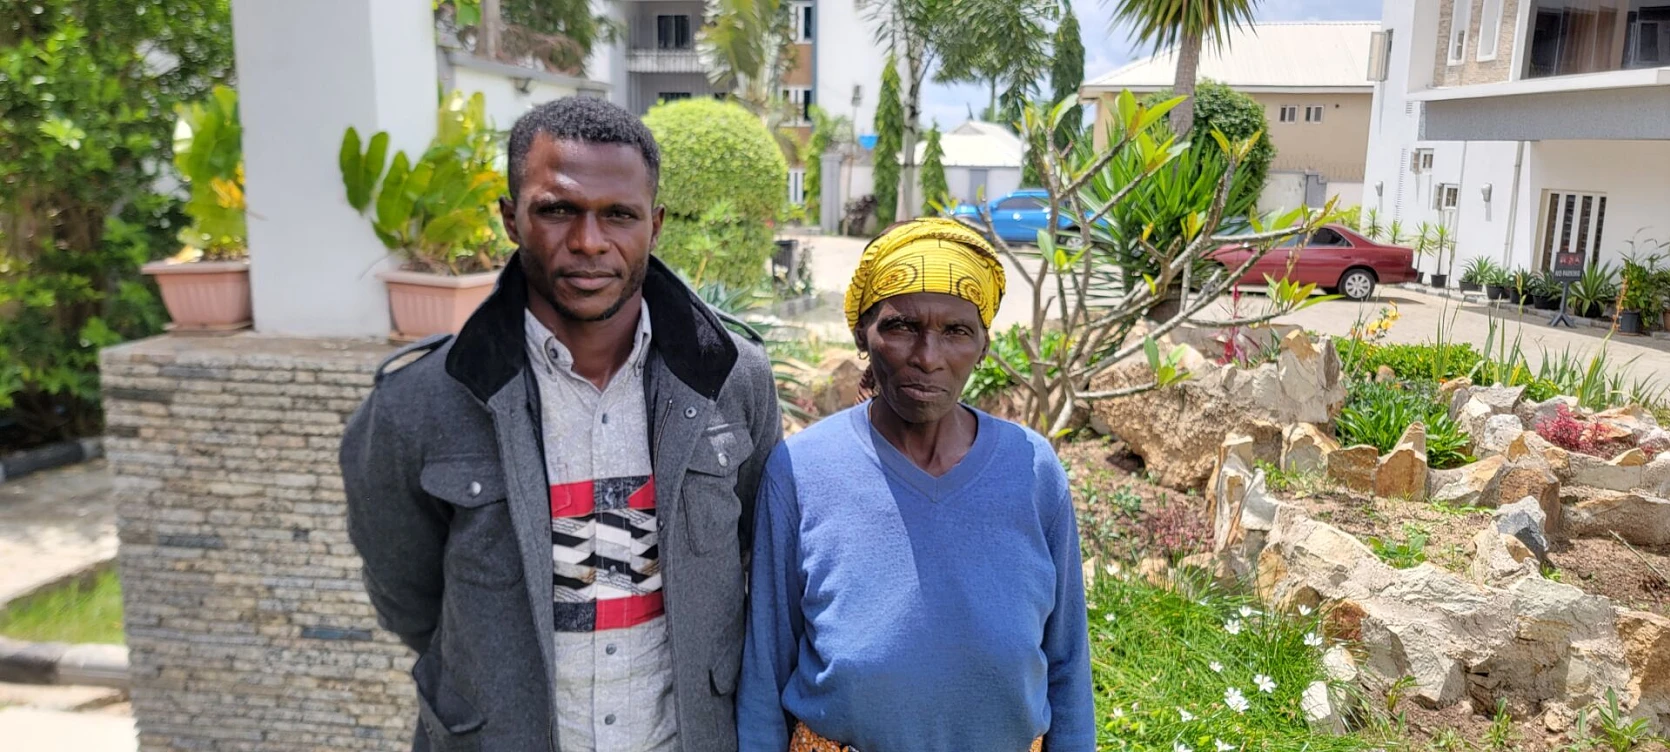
[590,0,889,206]
[1080,22,1381,212]
[1364,0,1670,280]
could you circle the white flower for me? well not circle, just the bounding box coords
[1304,632,1324,648]
[1178,708,1196,722]
[1111,707,1125,719]
[1175,743,1193,752]
[1215,740,1236,752]
[1087,602,1098,610]
[1209,660,1224,673]
[1105,612,1117,622]
[1238,605,1255,618]
[1224,687,1249,714]
[1224,619,1243,635]
[1255,674,1277,694]
[1298,605,1314,616]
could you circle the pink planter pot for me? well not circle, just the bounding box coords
[141,260,253,332]
[379,269,500,341]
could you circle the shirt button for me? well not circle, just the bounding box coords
[605,644,617,656]
[467,481,482,497]
[604,714,617,726]
[684,406,697,419]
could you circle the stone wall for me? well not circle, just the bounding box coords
[1433,0,1521,88]
[101,335,410,752]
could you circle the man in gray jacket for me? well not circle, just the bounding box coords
[341,97,781,752]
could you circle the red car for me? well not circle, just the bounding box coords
[1208,224,1416,301]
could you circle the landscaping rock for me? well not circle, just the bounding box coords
[1469,528,1539,587]
[1596,405,1660,442]
[1438,378,1473,405]
[1494,496,1552,566]
[1476,417,1527,458]
[1176,551,1241,590]
[1519,395,1580,430]
[1211,433,1282,552]
[1374,365,1396,384]
[1459,386,1527,441]
[1429,455,1507,508]
[1563,490,1670,546]
[1459,398,1499,439]
[1322,645,1359,684]
[1566,449,1647,492]
[1374,424,1428,501]
[1617,609,1670,732]
[1302,680,1344,733]
[1282,423,1338,475]
[1088,336,1334,489]
[1470,385,1528,414]
[1474,577,1630,712]
[1355,565,1517,707]
[813,358,865,416]
[1259,506,1397,606]
[1496,460,1563,533]
[1326,445,1380,493]
[1647,453,1670,498]
[1138,557,1171,587]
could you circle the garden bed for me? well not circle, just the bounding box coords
[1547,538,1670,617]
[1057,438,1211,564]
[1289,488,1490,574]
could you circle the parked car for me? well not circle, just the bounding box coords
[1208,223,1416,301]
[948,189,1080,244]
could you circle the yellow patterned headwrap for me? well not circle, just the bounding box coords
[844,217,1007,330]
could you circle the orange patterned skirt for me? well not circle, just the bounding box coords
[791,721,1043,752]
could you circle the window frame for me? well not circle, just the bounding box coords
[1278,105,1298,123]
[791,2,814,42]
[1304,105,1325,123]
[1448,0,1473,65]
[655,14,692,50]
[780,86,813,125]
[1477,0,1503,61]
[1434,183,1460,210]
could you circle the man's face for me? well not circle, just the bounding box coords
[501,134,662,323]
[857,293,990,424]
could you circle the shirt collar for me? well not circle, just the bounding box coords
[524,301,654,377]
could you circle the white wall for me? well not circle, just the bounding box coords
[814,0,887,138]
[1258,173,1308,215]
[1528,140,1670,269]
[233,0,439,336]
[1330,182,1366,210]
[452,67,586,130]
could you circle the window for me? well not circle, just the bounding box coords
[782,87,813,125]
[1539,191,1608,270]
[791,1,814,42]
[1448,0,1473,64]
[995,195,1046,211]
[788,168,806,206]
[1278,105,1298,123]
[1307,228,1352,247]
[1413,148,1435,173]
[1478,0,1504,60]
[1530,0,1670,78]
[1433,183,1461,210]
[656,15,692,50]
[1304,106,1325,123]
[1368,29,1394,81]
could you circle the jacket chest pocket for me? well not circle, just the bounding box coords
[421,458,524,590]
[681,424,753,557]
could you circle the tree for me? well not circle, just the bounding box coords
[1,0,234,443]
[874,56,904,227]
[865,0,957,222]
[935,0,1056,125]
[920,125,949,214]
[438,0,616,75]
[701,0,805,164]
[1140,80,1275,202]
[804,107,852,224]
[1106,0,1259,135]
[1051,2,1086,149]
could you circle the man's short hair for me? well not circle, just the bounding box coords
[505,96,661,203]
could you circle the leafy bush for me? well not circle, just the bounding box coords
[339,91,511,274]
[1336,381,1474,469]
[962,324,1068,404]
[1091,575,1379,752]
[173,85,246,259]
[1141,80,1275,205]
[1,0,232,444]
[643,98,786,288]
[1336,339,1483,383]
[1534,403,1636,459]
[873,56,903,227]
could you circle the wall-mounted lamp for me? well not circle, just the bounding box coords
[1480,183,1493,203]
[1375,181,1384,198]
[513,76,534,94]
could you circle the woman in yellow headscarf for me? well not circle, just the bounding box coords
[737,218,1094,752]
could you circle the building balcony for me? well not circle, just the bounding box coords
[625,49,707,75]
[1414,67,1670,142]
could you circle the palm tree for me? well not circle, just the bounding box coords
[700,0,802,161]
[1106,0,1259,135]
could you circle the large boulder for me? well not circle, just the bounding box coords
[1469,528,1540,587]
[1374,423,1429,501]
[1354,566,1518,707]
[1647,453,1670,498]
[1619,610,1670,732]
[812,358,865,416]
[1457,385,1528,440]
[1563,490,1670,546]
[1088,333,1344,490]
[1566,449,1649,492]
[1327,445,1380,493]
[1429,455,1508,508]
[1282,423,1338,475]
[1496,459,1563,534]
[1476,416,1528,458]
[1494,496,1552,566]
[1469,577,1631,714]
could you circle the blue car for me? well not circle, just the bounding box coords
[948,189,1080,245]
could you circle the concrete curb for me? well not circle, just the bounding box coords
[0,637,128,689]
[0,437,103,485]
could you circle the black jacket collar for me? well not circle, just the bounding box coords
[445,252,739,404]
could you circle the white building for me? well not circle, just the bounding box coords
[1365,0,1670,281]
[912,121,1025,206]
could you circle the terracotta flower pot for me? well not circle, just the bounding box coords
[141,259,252,332]
[379,268,500,341]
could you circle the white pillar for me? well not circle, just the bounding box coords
[233,0,439,337]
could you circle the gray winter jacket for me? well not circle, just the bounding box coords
[341,253,781,752]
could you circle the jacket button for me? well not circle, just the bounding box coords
[467,481,482,497]
[684,407,697,419]
[717,452,729,468]
[604,714,616,725]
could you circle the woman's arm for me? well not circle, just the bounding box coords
[738,453,804,751]
[1042,489,1095,751]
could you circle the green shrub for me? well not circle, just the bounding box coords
[1336,339,1483,383]
[1141,80,1276,205]
[962,324,1068,404]
[1336,381,1474,469]
[643,98,786,289]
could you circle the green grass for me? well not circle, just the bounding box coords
[1089,574,1384,752]
[0,569,125,645]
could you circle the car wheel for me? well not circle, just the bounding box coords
[1339,269,1377,301]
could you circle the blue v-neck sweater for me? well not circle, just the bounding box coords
[738,404,1094,752]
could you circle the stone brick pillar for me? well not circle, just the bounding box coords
[101,336,413,751]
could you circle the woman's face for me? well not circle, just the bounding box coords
[856,292,989,425]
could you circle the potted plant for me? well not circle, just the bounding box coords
[1509,267,1533,305]
[1428,222,1456,288]
[1529,270,1562,310]
[1618,256,1659,334]
[1484,266,1509,301]
[1568,263,1618,319]
[339,92,512,340]
[1459,256,1494,293]
[142,85,252,331]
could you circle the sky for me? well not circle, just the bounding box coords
[918,0,1385,129]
